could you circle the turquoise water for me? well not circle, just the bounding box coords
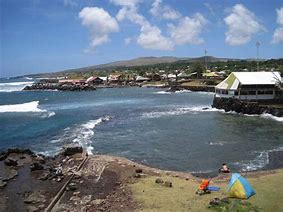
[0,79,283,173]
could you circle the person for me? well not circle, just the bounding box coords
[219,163,230,173]
[199,179,210,191]
[196,178,211,195]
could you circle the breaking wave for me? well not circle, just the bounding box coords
[0,101,45,113]
[260,113,283,122]
[0,101,55,118]
[50,116,112,155]
[142,106,223,118]
[155,90,192,94]
[234,146,283,171]
[0,81,34,92]
[234,152,269,172]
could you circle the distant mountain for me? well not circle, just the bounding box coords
[21,56,267,78]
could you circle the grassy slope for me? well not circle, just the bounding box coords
[130,169,283,211]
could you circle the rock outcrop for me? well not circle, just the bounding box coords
[23,83,96,91]
[212,97,283,117]
[61,144,83,156]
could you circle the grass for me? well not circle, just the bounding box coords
[181,80,204,87]
[130,169,283,212]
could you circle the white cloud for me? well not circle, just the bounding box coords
[168,13,207,45]
[124,37,132,45]
[224,4,265,45]
[150,0,181,20]
[79,7,119,49]
[137,25,174,50]
[110,0,140,8]
[272,27,283,44]
[272,7,283,44]
[276,7,283,25]
[113,0,173,50]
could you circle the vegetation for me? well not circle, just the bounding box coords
[130,169,283,211]
[24,58,283,79]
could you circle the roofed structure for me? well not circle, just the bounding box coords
[215,72,281,100]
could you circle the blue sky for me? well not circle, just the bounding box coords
[0,0,283,77]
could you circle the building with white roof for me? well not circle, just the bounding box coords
[215,72,281,100]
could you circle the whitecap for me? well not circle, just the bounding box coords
[0,101,45,113]
[0,101,55,119]
[0,81,34,92]
[260,113,283,122]
[49,116,112,155]
[234,151,269,172]
[155,91,171,94]
[142,106,224,119]
[24,77,33,80]
[155,90,192,94]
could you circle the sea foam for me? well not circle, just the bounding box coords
[142,106,223,119]
[234,146,283,171]
[49,116,112,155]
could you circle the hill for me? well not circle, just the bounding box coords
[21,56,239,78]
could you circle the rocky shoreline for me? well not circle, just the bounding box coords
[23,82,97,91]
[212,97,283,117]
[1,144,283,211]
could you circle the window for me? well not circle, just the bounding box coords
[257,90,264,95]
[264,90,273,95]
[240,91,248,95]
[248,91,256,95]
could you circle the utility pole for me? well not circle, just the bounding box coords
[204,49,207,71]
[256,41,260,72]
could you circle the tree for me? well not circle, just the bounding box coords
[191,63,205,78]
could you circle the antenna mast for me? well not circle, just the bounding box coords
[204,49,207,70]
[256,41,260,71]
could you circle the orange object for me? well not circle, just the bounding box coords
[199,179,210,190]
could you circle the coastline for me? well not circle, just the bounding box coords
[1,146,283,211]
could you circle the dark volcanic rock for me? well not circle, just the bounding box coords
[1,168,18,181]
[30,162,44,171]
[0,180,7,188]
[23,82,96,91]
[4,157,18,166]
[212,97,283,117]
[0,152,7,161]
[24,192,46,204]
[61,144,83,156]
[135,168,143,173]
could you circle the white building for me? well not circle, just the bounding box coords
[215,72,281,100]
[136,76,150,82]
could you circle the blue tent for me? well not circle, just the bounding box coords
[227,173,256,199]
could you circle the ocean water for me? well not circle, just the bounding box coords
[0,78,283,173]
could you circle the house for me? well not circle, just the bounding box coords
[99,77,108,83]
[202,72,220,79]
[86,76,103,84]
[108,74,122,83]
[136,76,150,82]
[58,79,85,85]
[215,72,281,100]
